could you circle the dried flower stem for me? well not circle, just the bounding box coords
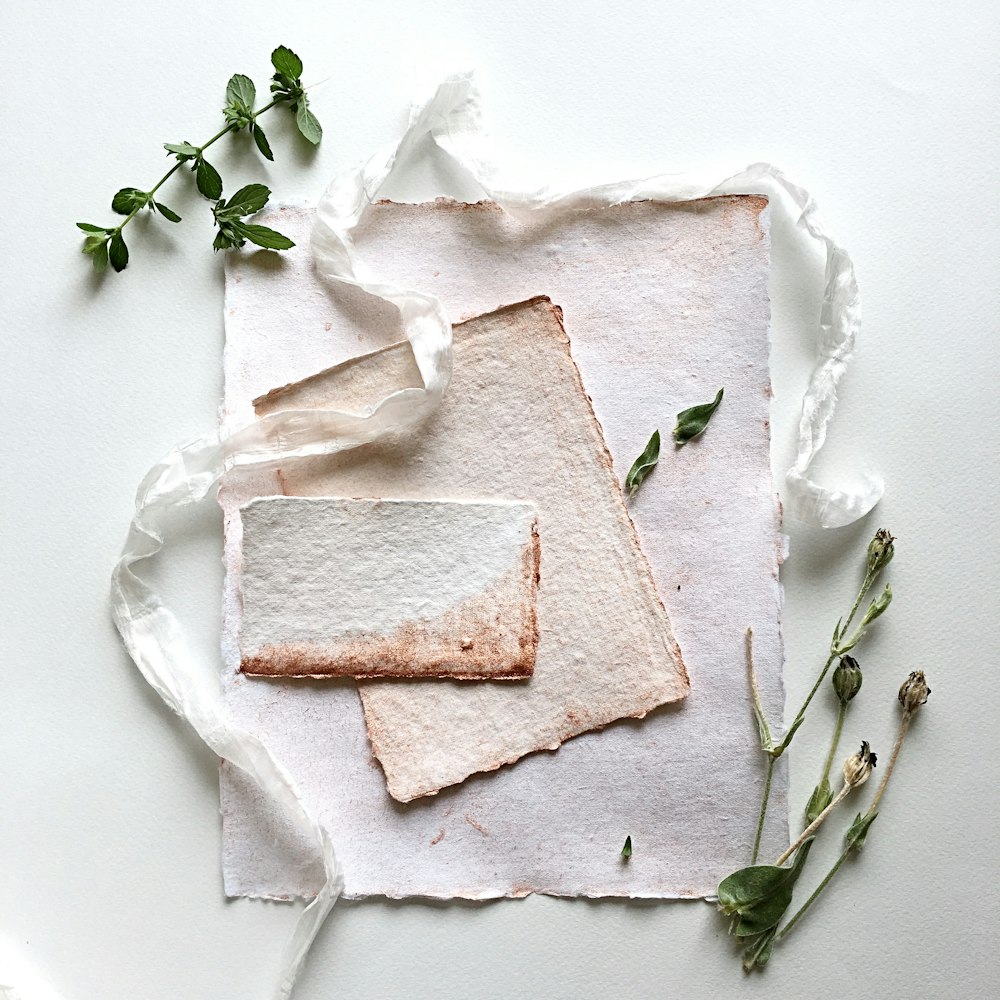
[777,700,919,942]
[751,757,776,865]
[774,782,852,867]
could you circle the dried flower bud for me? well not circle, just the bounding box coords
[898,670,931,713]
[832,655,863,703]
[861,583,892,627]
[843,740,877,788]
[867,528,896,575]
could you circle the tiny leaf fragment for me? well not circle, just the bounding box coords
[624,429,660,498]
[621,835,633,860]
[673,387,724,445]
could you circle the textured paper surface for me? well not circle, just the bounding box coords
[251,298,689,800]
[219,195,789,898]
[238,496,540,680]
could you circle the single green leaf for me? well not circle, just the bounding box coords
[91,240,109,273]
[225,183,271,217]
[213,228,234,251]
[295,103,322,144]
[108,233,129,272]
[153,202,182,223]
[621,835,632,860]
[673,387,724,445]
[164,141,199,158]
[226,73,256,111]
[251,122,274,161]
[844,811,878,850]
[271,45,303,80]
[804,778,833,824]
[235,222,295,250]
[81,234,107,254]
[742,927,777,972]
[196,158,223,200]
[111,187,150,215]
[76,222,107,233]
[624,429,660,498]
[717,838,814,938]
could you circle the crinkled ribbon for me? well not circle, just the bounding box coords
[108,72,881,999]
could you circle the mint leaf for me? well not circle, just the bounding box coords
[195,158,223,200]
[226,73,256,111]
[295,103,322,144]
[673,387,724,446]
[624,429,660,498]
[620,835,632,860]
[164,141,199,160]
[154,202,182,223]
[76,222,107,233]
[91,240,109,273]
[81,234,107,254]
[111,187,150,215]
[235,222,295,250]
[225,183,271,217]
[108,233,129,272]
[271,45,303,80]
[252,123,274,161]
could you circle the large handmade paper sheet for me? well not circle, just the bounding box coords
[238,497,541,680]
[220,195,788,899]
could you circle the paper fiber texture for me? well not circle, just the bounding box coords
[238,497,540,680]
[220,196,788,897]
[250,297,689,801]
[111,73,874,995]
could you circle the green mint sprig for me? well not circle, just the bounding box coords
[76,45,321,274]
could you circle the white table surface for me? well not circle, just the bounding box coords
[2,2,997,998]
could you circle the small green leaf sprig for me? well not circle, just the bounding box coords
[77,46,320,273]
[718,531,932,972]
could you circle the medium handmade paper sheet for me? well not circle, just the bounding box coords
[238,497,540,680]
[249,298,689,801]
[220,195,788,898]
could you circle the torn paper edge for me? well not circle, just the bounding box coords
[111,72,877,999]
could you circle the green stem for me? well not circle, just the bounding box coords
[750,755,775,865]
[775,781,851,867]
[775,650,836,754]
[840,570,873,640]
[820,701,847,787]
[776,845,851,941]
[110,96,284,239]
[777,708,914,943]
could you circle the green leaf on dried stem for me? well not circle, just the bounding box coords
[717,838,814,939]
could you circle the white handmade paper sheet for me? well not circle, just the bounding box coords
[220,197,788,898]
[238,497,540,680]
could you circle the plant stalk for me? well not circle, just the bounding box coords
[750,755,775,865]
[820,701,848,787]
[774,782,851,867]
[111,97,284,238]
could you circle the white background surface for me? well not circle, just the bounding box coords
[2,2,997,998]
